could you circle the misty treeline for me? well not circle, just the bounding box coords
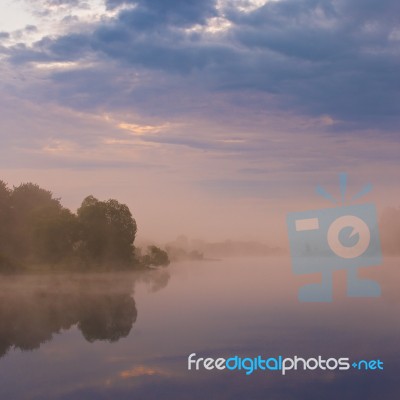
[0,180,169,272]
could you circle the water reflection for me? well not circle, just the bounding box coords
[0,269,170,357]
[0,259,399,399]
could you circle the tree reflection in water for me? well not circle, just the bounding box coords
[0,269,170,357]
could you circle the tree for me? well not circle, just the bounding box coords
[142,245,170,267]
[32,208,79,264]
[0,181,12,263]
[0,181,16,272]
[77,196,137,267]
[10,183,77,265]
[0,180,151,271]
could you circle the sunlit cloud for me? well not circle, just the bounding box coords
[102,138,159,148]
[33,61,83,70]
[118,122,171,136]
[217,138,246,144]
[42,139,77,153]
[224,0,273,13]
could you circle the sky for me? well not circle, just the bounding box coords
[0,0,399,246]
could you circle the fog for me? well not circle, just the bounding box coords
[1,172,399,261]
[0,269,170,358]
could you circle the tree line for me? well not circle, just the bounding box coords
[0,180,169,272]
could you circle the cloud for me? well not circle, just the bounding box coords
[46,0,82,5]
[105,0,218,27]
[43,0,90,9]
[2,0,400,132]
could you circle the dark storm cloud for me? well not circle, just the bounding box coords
[4,0,400,129]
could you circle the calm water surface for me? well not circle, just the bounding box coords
[0,257,399,399]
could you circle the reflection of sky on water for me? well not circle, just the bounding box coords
[0,258,399,399]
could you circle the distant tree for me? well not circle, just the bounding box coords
[77,196,137,267]
[142,245,170,267]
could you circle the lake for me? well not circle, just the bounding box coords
[0,257,399,399]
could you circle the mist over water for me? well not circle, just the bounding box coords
[0,257,399,399]
[0,269,170,357]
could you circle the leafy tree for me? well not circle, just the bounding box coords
[77,196,137,267]
[10,183,78,265]
[0,180,162,271]
[0,181,12,262]
[32,208,79,264]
